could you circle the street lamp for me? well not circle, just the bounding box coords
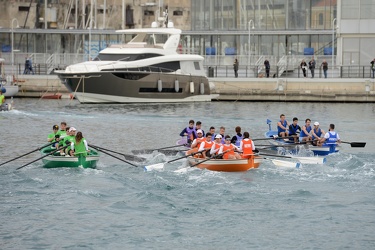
[332,18,337,70]
[89,20,93,60]
[11,18,20,74]
[248,19,254,67]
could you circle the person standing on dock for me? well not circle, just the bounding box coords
[264,59,270,78]
[309,57,316,78]
[321,60,328,78]
[300,60,308,78]
[371,58,375,78]
[233,58,239,78]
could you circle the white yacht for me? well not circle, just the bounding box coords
[56,24,216,103]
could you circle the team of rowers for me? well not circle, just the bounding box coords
[179,120,256,160]
[276,114,341,146]
[179,116,342,160]
[47,122,90,157]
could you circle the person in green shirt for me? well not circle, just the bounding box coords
[71,131,89,157]
[63,127,77,156]
[0,88,6,110]
[47,125,60,148]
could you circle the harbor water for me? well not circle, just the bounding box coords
[1,99,374,249]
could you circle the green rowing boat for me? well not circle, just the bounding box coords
[40,146,100,168]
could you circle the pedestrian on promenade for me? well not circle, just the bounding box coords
[300,59,308,78]
[308,57,316,78]
[264,59,270,78]
[371,58,375,79]
[233,58,239,78]
[321,60,328,78]
[23,57,30,74]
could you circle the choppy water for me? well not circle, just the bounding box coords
[1,99,375,249]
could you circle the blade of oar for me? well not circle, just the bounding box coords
[258,152,326,164]
[144,149,210,171]
[341,141,366,148]
[89,145,138,167]
[89,144,146,162]
[1,141,55,167]
[17,145,69,170]
[271,159,301,168]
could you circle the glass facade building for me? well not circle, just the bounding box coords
[0,0,374,76]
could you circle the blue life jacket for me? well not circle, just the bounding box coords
[235,134,243,147]
[324,132,338,145]
[312,128,322,140]
[300,125,312,138]
[277,120,287,134]
[185,126,195,137]
[289,124,300,135]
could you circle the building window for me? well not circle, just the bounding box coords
[19,6,30,11]
[318,13,323,26]
[144,10,154,16]
[173,10,183,16]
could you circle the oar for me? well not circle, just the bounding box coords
[258,152,326,165]
[189,151,227,168]
[144,149,210,171]
[341,141,366,148]
[242,153,301,168]
[0,141,56,167]
[132,144,189,155]
[252,136,294,141]
[89,145,138,167]
[89,144,146,162]
[16,145,69,170]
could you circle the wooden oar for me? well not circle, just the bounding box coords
[0,142,55,167]
[252,136,294,141]
[17,145,69,170]
[242,153,301,168]
[144,149,210,171]
[89,144,146,162]
[341,141,366,148]
[89,145,138,167]
[258,152,326,165]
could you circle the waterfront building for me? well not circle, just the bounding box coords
[0,0,374,77]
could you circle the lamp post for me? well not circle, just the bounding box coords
[332,18,337,70]
[11,18,20,75]
[89,19,93,60]
[248,19,254,68]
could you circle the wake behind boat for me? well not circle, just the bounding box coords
[56,20,216,103]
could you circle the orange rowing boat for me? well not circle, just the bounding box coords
[187,156,261,172]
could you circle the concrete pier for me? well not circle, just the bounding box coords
[12,75,375,102]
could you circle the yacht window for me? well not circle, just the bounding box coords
[96,53,161,61]
[194,62,200,70]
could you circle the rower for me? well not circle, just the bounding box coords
[231,126,243,147]
[239,132,255,158]
[47,124,60,148]
[277,114,290,138]
[320,124,341,146]
[288,117,301,142]
[210,134,223,157]
[311,122,325,146]
[197,132,213,158]
[299,118,313,143]
[219,135,241,159]
[179,119,195,143]
[186,129,205,155]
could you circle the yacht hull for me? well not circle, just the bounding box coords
[59,71,214,103]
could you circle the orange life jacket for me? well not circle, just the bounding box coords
[222,144,235,159]
[242,139,253,155]
[202,140,213,150]
[191,137,205,149]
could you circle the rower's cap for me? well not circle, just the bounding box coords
[53,125,59,130]
[69,127,76,132]
[314,122,319,126]
[197,129,203,134]
[215,134,222,139]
